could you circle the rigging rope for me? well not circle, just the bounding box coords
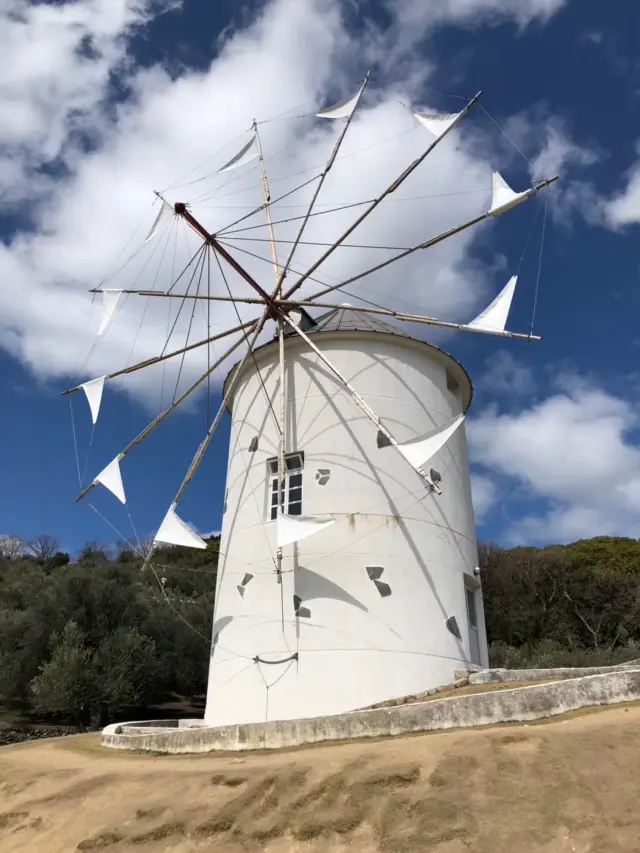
[531,199,548,334]
[477,103,535,171]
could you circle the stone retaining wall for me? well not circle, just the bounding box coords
[468,662,640,685]
[101,667,640,754]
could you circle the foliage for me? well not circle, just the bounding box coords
[1,532,639,727]
[480,536,640,666]
[0,534,218,727]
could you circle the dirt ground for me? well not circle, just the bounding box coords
[1,703,640,852]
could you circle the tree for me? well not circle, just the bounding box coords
[31,621,93,725]
[0,534,24,561]
[26,534,59,565]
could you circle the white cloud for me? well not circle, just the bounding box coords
[492,109,602,226]
[0,0,570,415]
[391,0,567,32]
[0,0,177,205]
[604,143,640,228]
[469,377,640,542]
[470,473,498,520]
[478,350,536,396]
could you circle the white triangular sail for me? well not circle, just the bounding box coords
[144,200,174,243]
[154,506,208,550]
[489,171,531,217]
[80,375,106,425]
[316,83,365,120]
[393,415,465,470]
[276,512,336,549]
[413,110,462,138]
[98,289,122,335]
[218,136,258,173]
[468,276,517,333]
[94,457,126,504]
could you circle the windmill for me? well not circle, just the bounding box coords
[63,75,556,726]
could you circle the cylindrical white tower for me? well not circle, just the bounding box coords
[204,307,488,727]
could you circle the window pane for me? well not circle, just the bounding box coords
[289,472,302,488]
[288,502,302,516]
[270,504,278,520]
[466,587,477,628]
[289,487,302,504]
[286,452,304,471]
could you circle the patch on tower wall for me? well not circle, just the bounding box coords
[237,573,254,598]
[293,594,311,618]
[366,565,392,597]
[315,468,331,485]
[446,615,462,639]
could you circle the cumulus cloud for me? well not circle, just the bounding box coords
[488,107,603,226]
[0,0,177,205]
[0,0,572,415]
[390,0,567,32]
[469,376,640,543]
[470,473,499,520]
[604,143,640,228]
[478,350,536,396]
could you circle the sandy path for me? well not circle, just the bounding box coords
[1,703,639,852]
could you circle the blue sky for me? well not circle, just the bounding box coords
[1,0,640,555]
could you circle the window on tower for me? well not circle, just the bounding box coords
[266,452,304,520]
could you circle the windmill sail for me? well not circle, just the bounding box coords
[392,415,465,470]
[469,276,517,333]
[79,375,106,424]
[489,171,532,217]
[98,289,122,335]
[94,457,126,504]
[218,136,259,173]
[144,200,174,243]
[276,512,336,548]
[414,110,462,139]
[154,506,208,549]
[316,83,365,120]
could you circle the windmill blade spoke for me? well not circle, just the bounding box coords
[274,71,371,294]
[279,312,440,492]
[140,308,271,572]
[61,317,260,396]
[302,176,558,304]
[74,326,255,504]
[282,90,482,301]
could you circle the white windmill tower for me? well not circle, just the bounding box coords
[63,75,556,728]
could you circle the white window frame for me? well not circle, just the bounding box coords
[267,452,304,520]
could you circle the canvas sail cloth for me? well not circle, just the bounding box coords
[98,289,123,335]
[144,199,174,243]
[316,82,366,120]
[389,414,465,471]
[489,171,534,217]
[79,375,106,424]
[413,110,462,139]
[276,512,336,549]
[93,457,126,504]
[468,276,517,333]
[218,136,259,173]
[154,506,208,549]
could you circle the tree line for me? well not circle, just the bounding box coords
[0,533,639,728]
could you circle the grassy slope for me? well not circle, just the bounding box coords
[1,703,640,852]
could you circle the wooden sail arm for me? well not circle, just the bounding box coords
[303,176,559,304]
[279,312,440,494]
[61,318,258,396]
[73,328,254,504]
[140,308,271,573]
[282,90,483,301]
[172,202,280,316]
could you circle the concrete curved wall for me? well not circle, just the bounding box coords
[205,329,488,727]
